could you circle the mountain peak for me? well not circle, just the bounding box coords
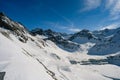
[0,12,5,16]
[0,12,28,43]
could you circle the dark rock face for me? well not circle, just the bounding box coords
[31,28,63,38]
[0,12,28,43]
[0,72,5,80]
[31,28,44,36]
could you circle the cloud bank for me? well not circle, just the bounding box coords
[81,0,120,20]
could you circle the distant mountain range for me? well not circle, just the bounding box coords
[0,12,120,80]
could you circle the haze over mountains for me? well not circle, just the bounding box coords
[0,12,120,80]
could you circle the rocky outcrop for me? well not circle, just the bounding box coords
[0,12,28,43]
[0,72,5,80]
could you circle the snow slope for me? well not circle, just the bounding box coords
[1,30,120,80]
[0,12,120,80]
[0,33,54,80]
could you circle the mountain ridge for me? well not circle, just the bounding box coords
[0,12,120,80]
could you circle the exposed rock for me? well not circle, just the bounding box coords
[0,72,5,80]
[0,12,28,43]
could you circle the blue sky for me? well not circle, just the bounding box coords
[1,0,120,33]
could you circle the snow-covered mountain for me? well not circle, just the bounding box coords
[0,12,120,80]
[69,29,98,44]
[31,28,80,52]
[89,28,120,55]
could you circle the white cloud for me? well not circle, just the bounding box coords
[68,28,81,32]
[81,0,101,12]
[104,0,120,20]
[109,0,120,20]
[105,0,115,9]
[66,24,81,32]
[80,0,120,20]
[101,23,120,30]
[60,25,81,32]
